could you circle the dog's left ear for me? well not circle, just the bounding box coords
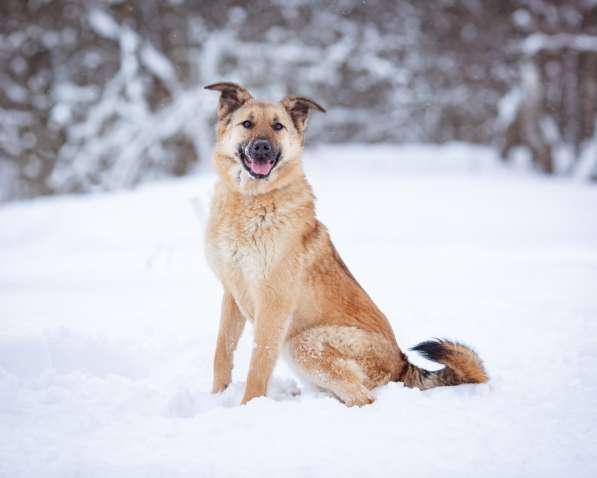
[281,96,326,133]
[205,82,254,120]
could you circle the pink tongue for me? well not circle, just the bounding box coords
[249,159,274,176]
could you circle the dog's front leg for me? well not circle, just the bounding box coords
[212,292,246,393]
[241,280,297,405]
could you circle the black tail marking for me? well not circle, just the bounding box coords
[410,338,451,362]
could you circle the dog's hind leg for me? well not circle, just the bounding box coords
[286,326,397,406]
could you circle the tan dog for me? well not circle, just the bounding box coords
[204,82,488,406]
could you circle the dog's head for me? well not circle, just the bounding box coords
[205,82,325,194]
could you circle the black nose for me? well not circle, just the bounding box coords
[249,139,274,159]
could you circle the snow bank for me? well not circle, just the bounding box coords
[1,144,596,477]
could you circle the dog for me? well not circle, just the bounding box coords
[204,82,488,406]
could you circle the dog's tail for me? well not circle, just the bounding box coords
[398,339,488,390]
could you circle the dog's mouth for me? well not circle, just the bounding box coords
[238,146,281,179]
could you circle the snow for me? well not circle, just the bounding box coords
[88,9,120,40]
[1,144,597,477]
[523,33,597,55]
[497,87,522,127]
[575,121,597,181]
[141,43,177,86]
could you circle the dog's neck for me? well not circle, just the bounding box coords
[215,170,316,219]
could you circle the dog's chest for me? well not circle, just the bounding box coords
[207,204,288,284]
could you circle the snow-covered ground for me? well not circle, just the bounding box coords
[1,144,596,477]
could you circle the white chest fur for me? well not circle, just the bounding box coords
[206,200,288,287]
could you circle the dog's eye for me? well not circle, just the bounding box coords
[272,123,284,131]
[242,120,252,129]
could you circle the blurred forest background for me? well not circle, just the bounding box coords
[1,0,597,201]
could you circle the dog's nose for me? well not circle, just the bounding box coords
[249,139,274,159]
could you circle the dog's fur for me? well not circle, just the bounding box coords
[204,82,488,406]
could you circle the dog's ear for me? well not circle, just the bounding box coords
[205,82,253,120]
[281,96,326,133]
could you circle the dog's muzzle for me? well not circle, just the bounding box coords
[239,139,280,179]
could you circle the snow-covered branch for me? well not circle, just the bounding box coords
[523,33,597,55]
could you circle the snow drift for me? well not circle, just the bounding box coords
[1,144,596,477]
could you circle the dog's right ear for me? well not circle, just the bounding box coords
[204,82,253,120]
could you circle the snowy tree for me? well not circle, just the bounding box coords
[1,0,595,201]
[499,0,597,178]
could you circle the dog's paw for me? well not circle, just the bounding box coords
[211,381,230,394]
